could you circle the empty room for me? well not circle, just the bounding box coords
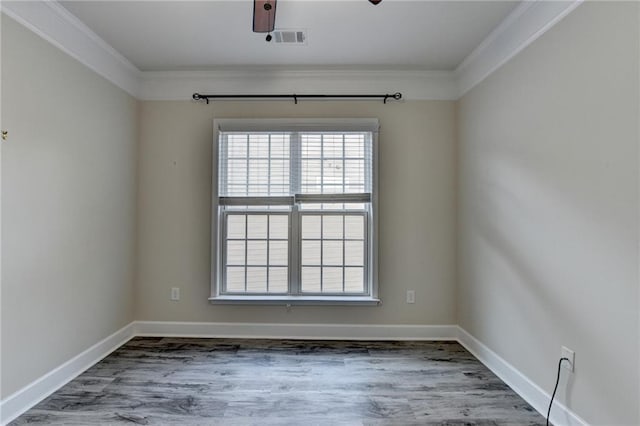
[1,0,638,425]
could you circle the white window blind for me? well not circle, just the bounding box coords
[212,119,378,301]
[219,132,292,198]
[218,133,373,201]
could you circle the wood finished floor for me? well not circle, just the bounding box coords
[12,338,544,425]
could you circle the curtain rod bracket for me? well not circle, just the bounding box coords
[384,92,402,104]
[193,93,210,105]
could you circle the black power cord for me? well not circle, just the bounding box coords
[546,357,570,426]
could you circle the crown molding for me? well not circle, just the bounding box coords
[139,69,458,101]
[1,0,142,98]
[455,0,584,97]
[2,0,583,101]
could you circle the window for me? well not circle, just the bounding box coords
[211,119,378,304]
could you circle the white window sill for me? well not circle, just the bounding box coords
[209,295,381,306]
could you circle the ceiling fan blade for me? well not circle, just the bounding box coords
[253,0,277,33]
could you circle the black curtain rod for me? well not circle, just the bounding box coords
[192,92,402,104]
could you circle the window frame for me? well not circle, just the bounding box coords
[210,119,380,305]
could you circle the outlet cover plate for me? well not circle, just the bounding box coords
[171,287,180,301]
[561,346,575,372]
[406,290,415,304]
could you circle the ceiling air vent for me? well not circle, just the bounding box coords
[273,29,306,44]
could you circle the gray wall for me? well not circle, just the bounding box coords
[136,100,457,325]
[457,3,639,424]
[1,15,138,398]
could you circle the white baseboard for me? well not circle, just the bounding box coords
[456,326,587,426]
[133,321,458,341]
[0,322,135,426]
[1,322,589,426]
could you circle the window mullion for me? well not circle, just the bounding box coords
[320,133,324,196]
[290,132,301,295]
[342,133,346,198]
[291,206,300,295]
[319,134,324,293]
[320,214,324,293]
[342,213,346,292]
[267,134,271,196]
[244,213,248,292]
[341,134,346,292]
[266,215,270,293]
[245,135,250,196]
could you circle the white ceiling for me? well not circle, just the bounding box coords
[59,0,519,72]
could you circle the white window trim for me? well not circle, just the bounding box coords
[209,118,380,306]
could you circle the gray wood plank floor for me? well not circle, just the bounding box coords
[11,338,544,425]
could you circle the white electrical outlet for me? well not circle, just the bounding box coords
[406,290,415,304]
[171,287,180,301]
[561,346,575,372]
